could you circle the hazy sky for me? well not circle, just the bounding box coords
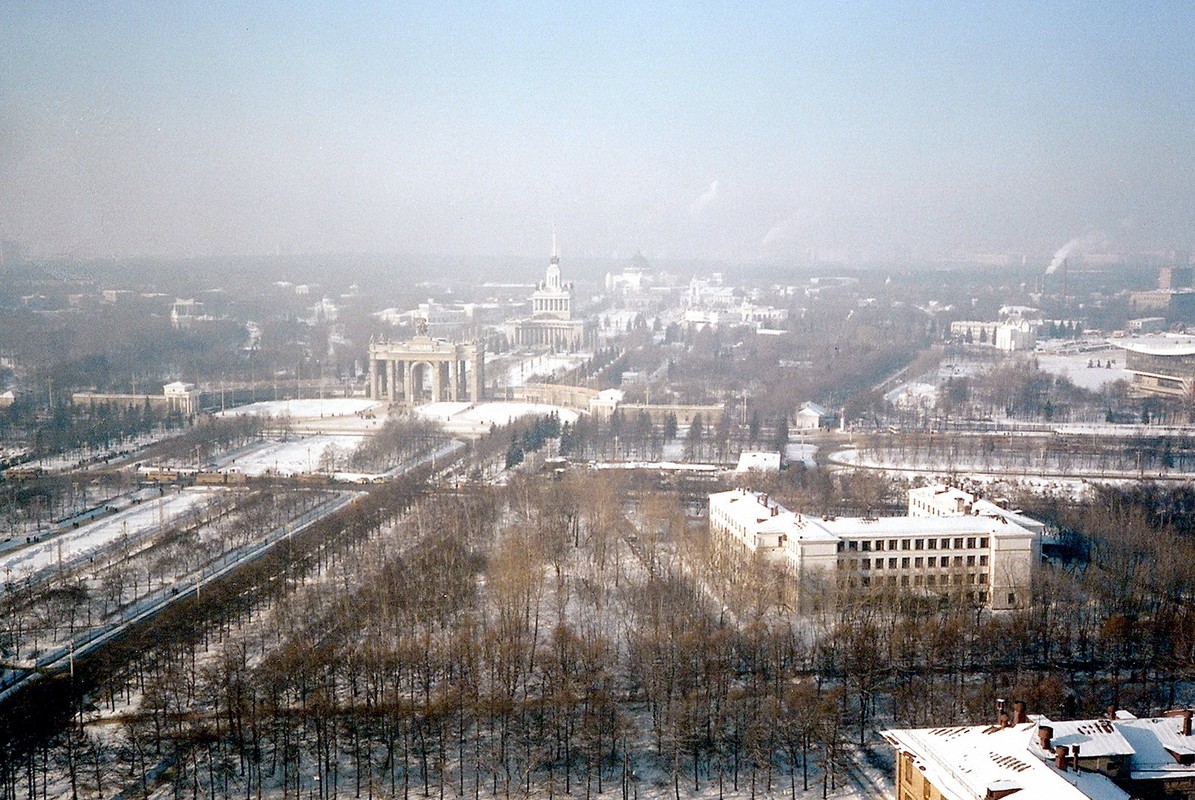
[2,2,1193,263]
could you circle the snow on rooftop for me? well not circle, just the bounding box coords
[1043,717,1136,759]
[1117,334,1195,356]
[885,724,1130,800]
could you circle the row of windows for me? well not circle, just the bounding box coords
[842,554,989,570]
[534,298,570,312]
[840,536,989,553]
[844,573,988,589]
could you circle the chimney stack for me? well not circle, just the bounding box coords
[1014,701,1028,725]
[1185,710,1192,737]
[1107,705,1118,721]
[996,698,1007,727]
[1072,744,1081,771]
[1038,725,1053,752]
[1055,746,1069,771]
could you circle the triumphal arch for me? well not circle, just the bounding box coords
[367,323,485,405]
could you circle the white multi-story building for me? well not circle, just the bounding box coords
[709,487,1039,609]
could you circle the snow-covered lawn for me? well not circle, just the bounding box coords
[497,352,591,388]
[225,433,365,476]
[415,401,579,435]
[218,397,380,420]
[1034,350,1130,390]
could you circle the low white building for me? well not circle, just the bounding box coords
[795,402,827,429]
[709,486,1039,610]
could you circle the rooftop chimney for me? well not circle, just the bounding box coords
[1055,746,1069,771]
[1014,701,1028,725]
[1038,725,1053,752]
[1185,710,1192,737]
[1072,744,1081,771]
[1107,705,1118,721]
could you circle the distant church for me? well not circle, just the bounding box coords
[505,232,589,349]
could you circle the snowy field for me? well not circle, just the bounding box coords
[786,441,819,467]
[219,397,387,436]
[224,433,365,476]
[1034,350,1130,390]
[415,401,579,435]
[498,352,591,388]
[0,488,215,586]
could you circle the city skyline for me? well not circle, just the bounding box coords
[2,1,1193,263]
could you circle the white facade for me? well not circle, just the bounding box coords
[709,487,1039,610]
[795,402,827,429]
[162,381,200,415]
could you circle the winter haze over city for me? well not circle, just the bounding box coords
[2,4,1195,800]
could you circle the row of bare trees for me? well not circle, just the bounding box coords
[8,470,1195,800]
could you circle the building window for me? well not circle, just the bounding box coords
[954,556,963,567]
[875,559,884,570]
[861,541,871,552]
[913,575,923,586]
[940,538,950,550]
[862,576,871,587]
[914,557,924,567]
[927,556,936,567]
[979,555,988,566]
[861,559,870,570]
[915,539,924,550]
[954,537,964,549]
[1007,592,1016,605]
[901,539,911,550]
[889,540,898,551]
[837,542,845,552]
[901,557,910,568]
[927,575,936,586]
[888,558,897,569]
[978,590,987,603]
[980,537,989,548]
[978,574,988,584]
[967,555,975,566]
[875,540,884,551]
[848,541,858,551]
[967,537,976,548]
[901,575,909,586]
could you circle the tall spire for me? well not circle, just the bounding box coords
[550,227,559,265]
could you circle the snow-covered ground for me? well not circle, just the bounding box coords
[0,488,215,586]
[218,397,380,421]
[223,433,365,476]
[497,352,591,388]
[415,401,579,435]
[786,441,818,467]
[1034,350,1130,391]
